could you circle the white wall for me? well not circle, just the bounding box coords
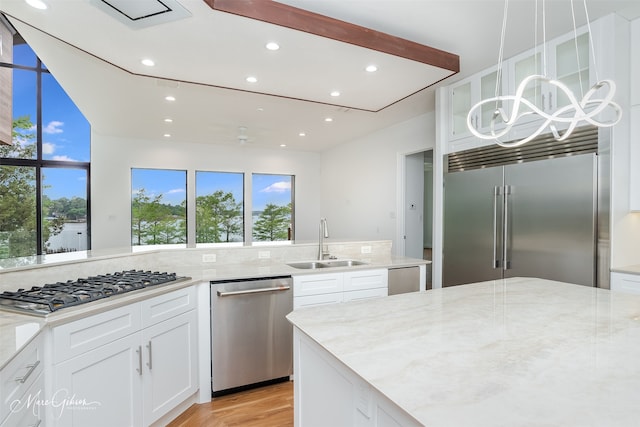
[320,113,435,255]
[91,132,321,250]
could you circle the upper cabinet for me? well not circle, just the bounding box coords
[449,65,507,141]
[444,24,596,154]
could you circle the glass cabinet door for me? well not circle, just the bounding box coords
[554,32,590,110]
[450,80,472,138]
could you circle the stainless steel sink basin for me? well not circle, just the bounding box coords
[287,259,368,269]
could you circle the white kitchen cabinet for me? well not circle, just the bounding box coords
[0,333,45,426]
[448,64,507,142]
[293,329,421,427]
[1,371,45,427]
[293,269,387,310]
[630,18,640,211]
[51,287,198,427]
[611,272,640,295]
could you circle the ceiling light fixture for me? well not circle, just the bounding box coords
[299,132,306,137]
[25,0,47,10]
[163,133,171,138]
[330,91,341,97]
[280,144,287,147]
[246,76,258,83]
[141,58,155,67]
[467,0,621,147]
[164,118,173,123]
[365,65,378,73]
[324,117,333,122]
[265,42,280,51]
[165,95,176,101]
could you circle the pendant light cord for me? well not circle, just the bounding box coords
[495,0,509,101]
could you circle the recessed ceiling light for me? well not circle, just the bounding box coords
[246,76,258,83]
[330,91,341,97]
[141,58,155,67]
[280,144,287,147]
[257,107,264,112]
[365,65,378,73]
[165,95,176,101]
[266,42,280,51]
[299,132,306,137]
[324,117,333,122]
[163,133,171,138]
[164,118,173,123]
[25,0,47,9]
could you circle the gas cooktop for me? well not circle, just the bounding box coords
[0,270,187,316]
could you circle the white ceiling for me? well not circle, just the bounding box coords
[1,0,640,152]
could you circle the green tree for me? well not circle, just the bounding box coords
[0,116,37,258]
[131,188,186,245]
[196,190,242,243]
[253,203,291,241]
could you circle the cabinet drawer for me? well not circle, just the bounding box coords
[294,293,342,310]
[611,272,640,295]
[343,269,388,292]
[53,303,141,363]
[140,287,196,328]
[343,287,387,303]
[0,333,45,422]
[294,273,343,297]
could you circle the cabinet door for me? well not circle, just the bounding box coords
[508,49,545,121]
[53,334,142,427]
[343,288,387,303]
[142,310,197,426]
[293,273,343,297]
[611,272,640,295]
[449,78,475,140]
[548,30,591,112]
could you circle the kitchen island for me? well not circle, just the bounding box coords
[286,277,640,427]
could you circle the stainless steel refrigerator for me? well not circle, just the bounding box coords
[443,127,606,288]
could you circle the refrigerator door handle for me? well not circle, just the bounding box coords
[492,186,501,269]
[503,185,512,270]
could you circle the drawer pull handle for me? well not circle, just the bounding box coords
[15,360,40,384]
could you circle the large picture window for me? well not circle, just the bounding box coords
[252,174,294,242]
[196,171,244,245]
[0,22,90,259]
[131,168,187,248]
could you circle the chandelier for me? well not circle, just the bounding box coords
[467,0,622,148]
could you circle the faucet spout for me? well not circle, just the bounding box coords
[318,218,330,260]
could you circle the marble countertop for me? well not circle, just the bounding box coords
[287,277,640,427]
[611,264,640,275]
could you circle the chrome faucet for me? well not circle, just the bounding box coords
[318,218,330,260]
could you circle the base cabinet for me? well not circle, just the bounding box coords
[293,269,388,310]
[1,372,45,427]
[293,329,420,427]
[51,287,198,427]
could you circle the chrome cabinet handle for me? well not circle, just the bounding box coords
[136,345,142,376]
[15,360,40,384]
[146,341,153,370]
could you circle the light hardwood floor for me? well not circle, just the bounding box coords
[167,381,294,427]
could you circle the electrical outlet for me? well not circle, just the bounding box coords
[258,250,271,259]
[202,253,216,263]
[361,245,372,254]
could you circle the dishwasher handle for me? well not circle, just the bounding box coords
[217,285,291,297]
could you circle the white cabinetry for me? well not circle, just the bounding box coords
[611,272,640,295]
[293,329,420,427]
[630,18,640,210]
[293,269,387,310]
[444,24,594,154]
[0,333,45,427]
[51,287,198,427]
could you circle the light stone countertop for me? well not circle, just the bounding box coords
[611,264,640,275]
[0,252,428,369]
[287,277,640,427]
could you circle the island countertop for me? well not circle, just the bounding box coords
[286,277,640,426]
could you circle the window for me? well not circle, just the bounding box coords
[0,22,90,259]
[252,174,294,242]
[131,168,187,248]
[195,171,244,245]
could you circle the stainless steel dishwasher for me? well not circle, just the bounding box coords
[211,276,293,396]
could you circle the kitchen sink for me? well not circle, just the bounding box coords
[287,259,368,269]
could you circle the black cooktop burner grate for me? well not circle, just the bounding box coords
[0,270,182,315]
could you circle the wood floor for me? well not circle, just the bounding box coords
[167,381,293,427]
